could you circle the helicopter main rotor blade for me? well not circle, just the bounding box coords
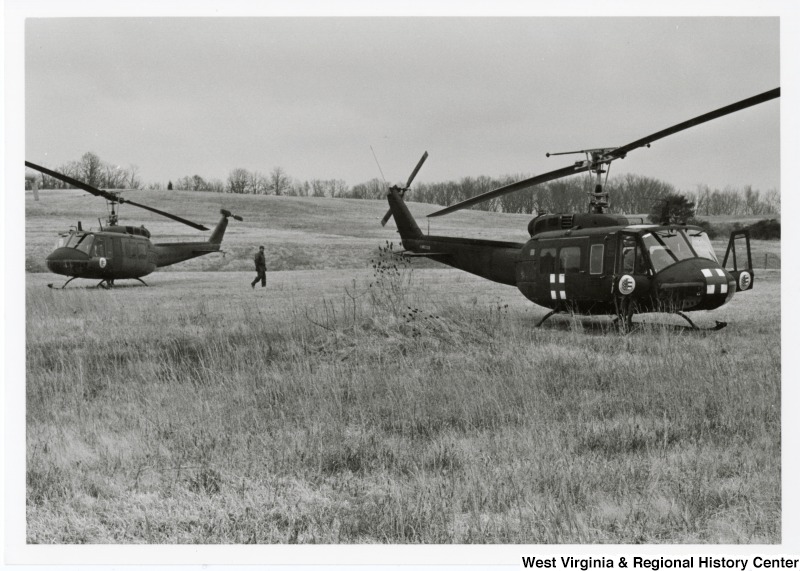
[405,151,429,188]
[426,87,779,218]
[607,87,780,159]
[116,198,209,230]
[427,163,591,218]
[25,160,210,231]
[26,161,111,200]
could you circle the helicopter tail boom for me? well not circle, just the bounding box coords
[386,188,423,240]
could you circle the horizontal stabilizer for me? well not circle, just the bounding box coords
[396,251,450,257]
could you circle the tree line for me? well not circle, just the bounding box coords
[25,152,780,217]
[25,152,143,191]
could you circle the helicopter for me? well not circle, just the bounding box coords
[381,88,779,330]
[25,161,243,289]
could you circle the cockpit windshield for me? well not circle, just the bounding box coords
[687,230,719,263]
[62,233,81,248]
[641,230,696,273]
[70,233,95,255]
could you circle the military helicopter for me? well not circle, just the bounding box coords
[26,161,243,289]
[382,88,779,330]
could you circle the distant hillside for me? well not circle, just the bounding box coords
[25,189,534,273]
[25,189,781,273]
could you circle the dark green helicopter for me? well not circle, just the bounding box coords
[382,88,779,330]
[26,161,243,289]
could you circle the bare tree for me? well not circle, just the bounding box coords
[763,188,780,214]
[248,171,269,195]
[328,179,348,197]
[269,167,290,196]
[292,180,310,197]
[310,179,326,197]
[125,164,141,189]
[103,165,125,189]
[227,168,250,194]
[207,178,225,193]
[80,152,103,187]
[191,175,208,192]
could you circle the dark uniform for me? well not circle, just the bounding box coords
[251,246,266,288]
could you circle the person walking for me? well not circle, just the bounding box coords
[251,245,267,288]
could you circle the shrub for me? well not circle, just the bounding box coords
[746,219,780,240]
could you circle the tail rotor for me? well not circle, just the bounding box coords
[220,208,244,222]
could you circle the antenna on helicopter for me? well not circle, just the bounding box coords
[370,145,389,188]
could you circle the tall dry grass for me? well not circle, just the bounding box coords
[25,253,780,543]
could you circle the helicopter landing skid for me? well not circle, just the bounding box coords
[676,311,727,331]
[95,278,147,288]
[47,277,78,289]
[535,310,559,327]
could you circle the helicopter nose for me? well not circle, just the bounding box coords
[46,247,90,276]
[654,259,736,311]
[699,267,734,297]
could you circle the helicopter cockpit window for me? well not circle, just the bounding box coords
[94,238,105,258]
[621,235,648,274]
[590,244,604,274]
[559,246,581,274]
[539,247,557,274]
[688,231,719,262]
[63,233,81,248]
[641,231,695,273]
[72,234,95,255]
[55,235,68,249]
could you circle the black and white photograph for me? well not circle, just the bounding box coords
[4,0,798,566]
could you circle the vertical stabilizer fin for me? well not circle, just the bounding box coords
[387,189,423,240]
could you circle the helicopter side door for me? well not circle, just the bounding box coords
[557,237,590,304]
[574,236,614,312]
[613,231,654,308]
[514,240,558,307]
[92,236,111,273]
[111,237,123,270]
[557,236,616,313]
[722,229,754,291]
[522,238,589,309]
[119,237,144,277]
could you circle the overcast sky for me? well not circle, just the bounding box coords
[26,17,779,194]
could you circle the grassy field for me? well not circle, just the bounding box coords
[24,189,781,544]
[25,264,780,543]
